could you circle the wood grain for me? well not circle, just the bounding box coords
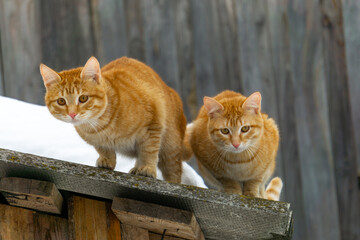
[0,177,63,214]
[0,203,35,240]
[148,232,185,240]
[320,0,360,239]
[68,195,121,240]
[121,224,149,240]
[33,212,69,240]
[112,197,204,240]
[287,0,341,239]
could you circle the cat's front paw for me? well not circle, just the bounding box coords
[96,156,116,170]
[243,191,259,198]
[129,166,157,178]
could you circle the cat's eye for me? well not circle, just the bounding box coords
[57,98,66,106]
[241,126,250,133]
[220,128,230,134]
[79,95,89,103]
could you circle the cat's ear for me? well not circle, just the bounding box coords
[204,96,224,118]
[81,56,101,83]
[242,92,261,114]
[39,64,61,88]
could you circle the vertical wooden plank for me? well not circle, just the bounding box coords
[33,212,69,240]
[215,0,242,93]
[121,224,149,240]
[0,30,4,96]
[68,195,121,240]
[172,0,196,121]
[142,0,180,93]
[266,1,307,239]
[0,203,35,240]
[321,1,360,239]
[0,0,43,104]
[124,0,146,62]
[90,0,128,64]
[342,0,360,180]
[287,0,341,239]
[235,0,284,181]
[40,0,95,70]
[191,0,217,105]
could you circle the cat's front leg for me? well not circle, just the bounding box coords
[129,124,162,178]
[95,146,116,170]
[243,178,262,198]
[218,177,243,195]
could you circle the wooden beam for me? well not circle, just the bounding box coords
[149,232,185,240]
[112,197,204,240]
[0,177,63,214]
[121,224,149,240]
[68,195,121,240]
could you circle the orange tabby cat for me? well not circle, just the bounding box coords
[40,56,186,183]
[186,90,282,200]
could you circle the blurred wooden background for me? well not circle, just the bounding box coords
[0,0,359,239]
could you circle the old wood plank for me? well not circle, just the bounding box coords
[0,0,43,104]
[0,177,63,214]
[0,30,4,96]
[40,0,95,70]
[172,0,196,121]
[287,0,341,239]
[121,224,149,240]
[320,0,360,239]
[68,195,121,240]
[112,197,204,240]
[142,0,180,93]
[90,0,127,63]
[149,232,185,240]
[33,212,69,240]
[190,0,217,105]
[0,203,35,240]
[123,0,146,62]
[342,0,360,182]
[266,1,307,239]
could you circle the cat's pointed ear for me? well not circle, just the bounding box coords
[39,64,61,88]
[81,56,101,83]
[242,92,261,114]
[204,96,224,118]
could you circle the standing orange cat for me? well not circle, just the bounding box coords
[40,56,186,183]
[186,90,282,200]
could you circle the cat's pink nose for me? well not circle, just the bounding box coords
[69,113,77,119]
[232,143,240,149]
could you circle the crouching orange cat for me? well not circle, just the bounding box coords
[185,90,283,200]
[40,56,186,183]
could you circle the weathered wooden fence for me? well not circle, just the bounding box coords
[0,0,359,239]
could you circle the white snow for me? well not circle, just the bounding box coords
[0,96,206,188]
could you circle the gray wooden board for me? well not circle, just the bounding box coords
[0,148,292,240]
[0,29,4,96]
[266,1,307,239]
[124,0,146,62]
[142,0,180,93]
[342,0,360,178]
[173,0,197,121]
[39,0,95,70]
[321,0,360,239]
[90,0,128,64]
[287,0,341,239]
[191,0,217,106]
[0,0,44,104]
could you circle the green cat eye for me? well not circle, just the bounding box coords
[57,98,66,106]
[79,95,89,103]
[220,128,230,134]
[241,126,250,133]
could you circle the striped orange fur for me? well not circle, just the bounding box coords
[40,56,186,183]
[185,90,282,200]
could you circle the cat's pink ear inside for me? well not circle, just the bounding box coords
[39,64,61,88]
[204,96,224,117]
[81,56,101,83]
[242,92,262,114]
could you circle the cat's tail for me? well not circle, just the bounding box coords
[182,123,194,161]
[265,177,283,201]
